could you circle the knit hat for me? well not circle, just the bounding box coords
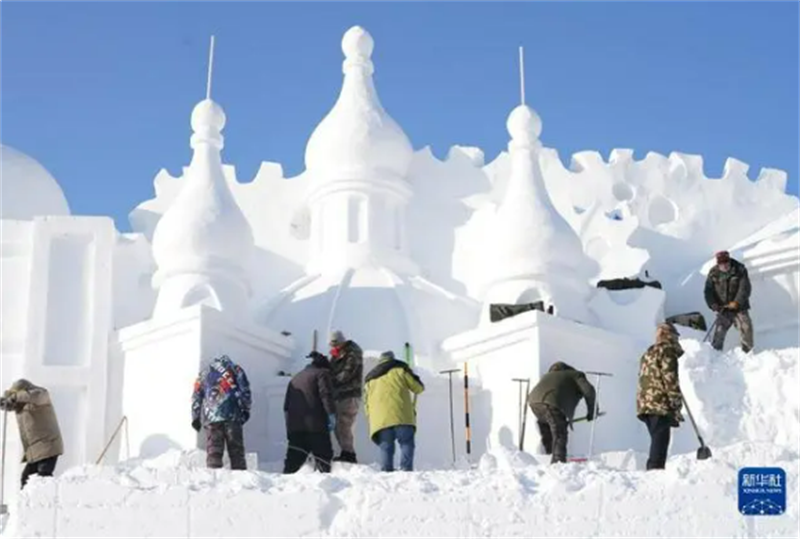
[329,330,345,346]
[380,350,396,361]
[10,379,33,392]
[715,250,730,264]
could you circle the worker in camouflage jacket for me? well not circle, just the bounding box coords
[704,250,753,353]
[636,322,684,470]
[191,355,252,470]
[527,362,596,464]
[328,330,364,463]
[0,379,64,489]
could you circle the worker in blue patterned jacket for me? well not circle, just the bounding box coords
[191,355,252,470]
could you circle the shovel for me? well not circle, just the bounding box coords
[702,316,719,343]
[681,395,712,460]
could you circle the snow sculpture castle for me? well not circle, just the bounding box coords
[1,26,798,506]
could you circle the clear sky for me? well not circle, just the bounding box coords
[2,1,798,231]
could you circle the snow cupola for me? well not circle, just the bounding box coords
[150,38,254,321]
[305,26,414,184]
[480,48,593,323]
[0,144,71,220]
[256,27,479,369]
[302,25,416,275]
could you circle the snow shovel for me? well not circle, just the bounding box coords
[702,316,719,343]
[681,394,712,460]
[1,408,8,516]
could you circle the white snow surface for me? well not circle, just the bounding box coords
[9,443,797,538]
[6,343,799,538]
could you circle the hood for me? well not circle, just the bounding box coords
[548,361,575,373]
[210,355,235,370]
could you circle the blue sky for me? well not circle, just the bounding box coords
[2,1,798,231]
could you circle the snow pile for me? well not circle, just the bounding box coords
[7,443,798,538]
[676,341,800,454]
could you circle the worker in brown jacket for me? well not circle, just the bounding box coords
[0,379,64,488]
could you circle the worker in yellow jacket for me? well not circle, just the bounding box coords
[364,350,425,471]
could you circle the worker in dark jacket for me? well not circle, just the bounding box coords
[0,379,64,489]
[704,250,754,353]
[283,351,336,473]
[527,362,596,463]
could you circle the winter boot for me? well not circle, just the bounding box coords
[340,451,357,464]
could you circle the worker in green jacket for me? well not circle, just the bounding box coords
[527,362,596,463]
[364,350,425,472]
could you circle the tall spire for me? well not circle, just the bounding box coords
[519,45,526,106]
[206,35,215,101]
[150,36,254,320]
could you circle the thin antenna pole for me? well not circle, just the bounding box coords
[518,46,526,106]
[206,35,216,100]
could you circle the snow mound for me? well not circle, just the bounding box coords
[7,443,798,538]
[678,342,800,453]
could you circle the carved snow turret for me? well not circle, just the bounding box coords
[150,46,254,321]
[303,26,416,275]
[480,49,593,324]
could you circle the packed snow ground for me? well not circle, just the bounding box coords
[4,342,800,538]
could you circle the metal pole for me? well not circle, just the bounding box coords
[440,369,459,464]
[96,416,128,465]
[0,409,8,516]
[520,379,531,451]
[587,375,602,460]
[464,363,471,458]
[512,378,530,451]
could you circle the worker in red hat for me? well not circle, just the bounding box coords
[703,250,754,352]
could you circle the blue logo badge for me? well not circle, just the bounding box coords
[738,467,786,516]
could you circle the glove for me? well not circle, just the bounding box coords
[328,414,336,432]
[586,407,595,422]
[726,301,739,311]
[191,419,201,432]
[711,304,721,312]
[669,410,684,427]
[0,394,16,411]
[242,410,250,424]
